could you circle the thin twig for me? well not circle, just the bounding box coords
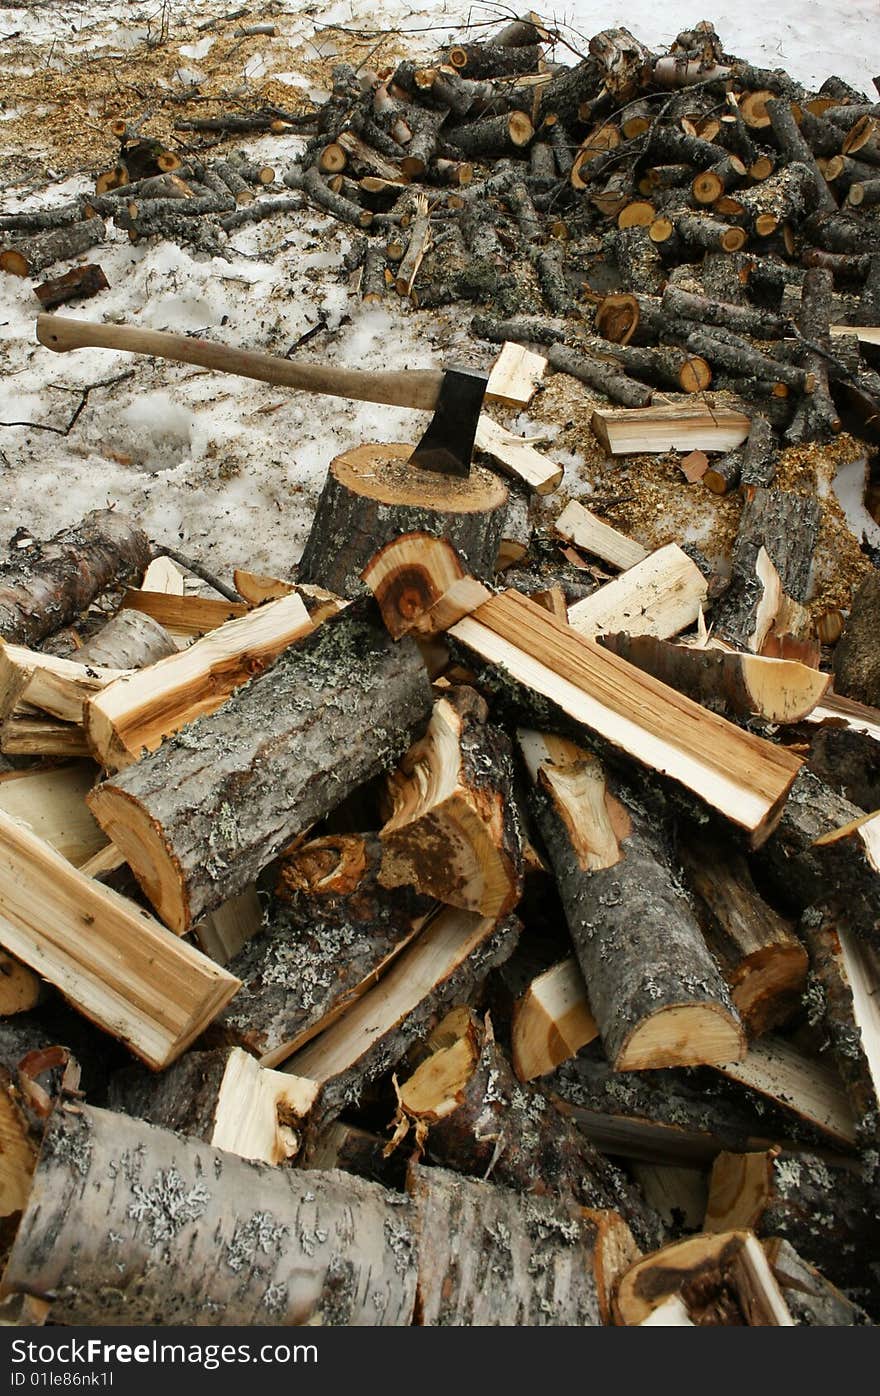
[0,372,135,436]
[150,544,245,604]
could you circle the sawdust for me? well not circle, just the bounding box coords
[0,11,406,186]
[528,376,873,615]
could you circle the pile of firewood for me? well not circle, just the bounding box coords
[0,418,877,1329]
[2,15,880,465]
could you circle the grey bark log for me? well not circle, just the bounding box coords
[2,1103,418,1325]
[0,220,106,277]
[833,571,880,706]
[88,604,432,932]
[0,510,151,648]
[547,343,653,407]
[76,609,177,668]
[528,764,742,1070]
[712,487,821,649]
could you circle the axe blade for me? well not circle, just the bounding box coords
[408,365,488,478]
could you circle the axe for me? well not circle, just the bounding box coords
[35,314,488,478]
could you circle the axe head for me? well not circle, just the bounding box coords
[408,365,488,477]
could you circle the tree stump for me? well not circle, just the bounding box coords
[297,443,509,596]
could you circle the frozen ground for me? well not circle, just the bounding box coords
[0,0,877,579]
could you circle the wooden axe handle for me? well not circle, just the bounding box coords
[36,315,445,411]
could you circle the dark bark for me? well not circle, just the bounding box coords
[712,486,820,649]
[88,603,432,933]
[684,325,815,393]
[804,210,880,254]
[214,835,432,1065]
[283,165,372,227]
[533,244,578,314]
[808,725,880,813]
[662,284,791,339]
[800,907,880,1148]
[34,264,109,310]
[547,343,653,406]
[786,267,842,444]
[446,42,542,80]
[766,99,837,213]
[609,225,666,295]
[0,510,150,648]
[471,313,568,346]
[753,767,866,920]
[445,111,534,157]
[526,747,742,1071]
[833,571,880,706]
[297,446,509,596]
[738,413,779,488]
[764,1239,874,1326]
[0,219,106,277]
[706,1147,880,1309]
[576,335,711,391]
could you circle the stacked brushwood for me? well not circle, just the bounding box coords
[0,463,877,1327]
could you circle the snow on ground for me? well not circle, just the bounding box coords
[0,0,877,579]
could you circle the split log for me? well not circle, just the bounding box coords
[713,490,821,651]
[85,592,314,770]
[394,1012,662,1252]
[0,762,106,867]
[120,589,248,636]
[86,603,429,929]
[712,1035,857,1150]
[0,220,106,277]
[519,730,745,1070]
[379,687,523,917]
[811,811,880,945]
[548,1055,816,1166]
[799,908,880,1147]
[590,403,750,454]
[598,634,829,723]
[108,1046,319,1165]
[213,834,431,1066]
[511,956,598,1081]
[833,570,880,706]
[0,715,90,758]
[34,264,109,310]
[474,414,563,494]
[679,831,807,1035]
[547,344,654,407]
[705,413,777,494]
[0,809,238,1069]
[0,510,150,648]
[361,532,490,639]
[763,1239,874,1326]
[567,543,707,639]
[75,609,176,669]
[282,908,520,1137]
[705,1147,880,1303]
[450,590,800,843]
[485,341,547,407]
[193,885,263,966]
[614,1230,794,1326]
[409,1165,634,1327]
[0,643,125,725]
[1,1104,418,1326]
[554,500,648,570]
[297,444,509,596]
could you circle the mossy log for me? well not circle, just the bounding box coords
[87,604,432,933]
[213,834,432,1066]
[520,731,745,1071]
[392,1011,664,1251]
[1,1103,418,1325]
